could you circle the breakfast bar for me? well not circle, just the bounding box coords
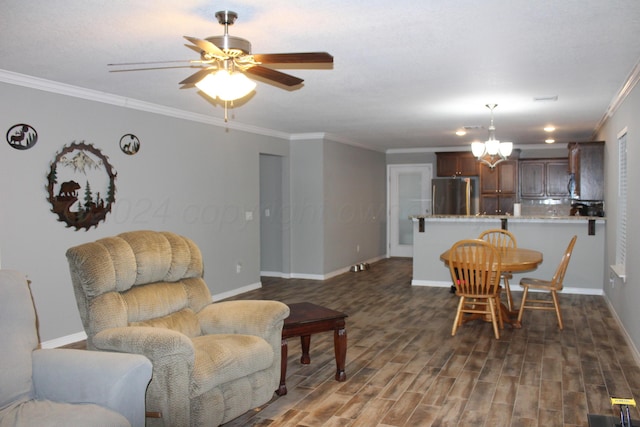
[411,215,606,294]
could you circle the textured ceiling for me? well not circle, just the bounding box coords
[2,1,640,152]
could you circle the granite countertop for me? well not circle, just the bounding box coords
[411,214,606,221]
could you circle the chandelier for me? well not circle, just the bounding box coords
[470,104,513,168]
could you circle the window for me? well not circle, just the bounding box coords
[612,129,627,281]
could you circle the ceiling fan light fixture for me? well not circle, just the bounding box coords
[196,69,256,101]
[205,35,251,57]
[470,104,513,168]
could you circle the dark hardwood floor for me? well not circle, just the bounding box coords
[220,257,640,427]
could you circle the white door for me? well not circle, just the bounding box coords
[388,164,432,257]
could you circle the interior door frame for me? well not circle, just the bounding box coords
[387,163,432,258]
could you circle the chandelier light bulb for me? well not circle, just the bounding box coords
[485,139,501,155]
[471,141,485,157]
[499,142,513,156]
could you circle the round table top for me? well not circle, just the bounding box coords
[439,247,543,273]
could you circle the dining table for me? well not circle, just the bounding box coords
[439,246,543,328]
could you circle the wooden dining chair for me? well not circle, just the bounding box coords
[517,235,577,330]
[448,239,503,339]
[478,229,517,312]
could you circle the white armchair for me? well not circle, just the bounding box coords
[0,269,152,427]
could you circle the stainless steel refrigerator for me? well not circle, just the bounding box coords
[431,177,479,215]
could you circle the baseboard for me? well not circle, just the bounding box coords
[412,280,604,296]
[602,294,640,366]
[277,255,386,281]
[212,281,261,301]
[261,271,292,278]
[41,331,87,349]
[412,280,452,288]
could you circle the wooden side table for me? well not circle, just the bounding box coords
[276,302,348,396]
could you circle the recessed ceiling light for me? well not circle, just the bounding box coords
[545,138,555,144]
[455,130,466,136]
[544,126,556,132]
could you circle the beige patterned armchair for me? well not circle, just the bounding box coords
[66,230,289,427]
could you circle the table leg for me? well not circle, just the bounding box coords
[334,327,347,381]
[276,338,288,396]
[300,335,311,364]
[500,303,521,328]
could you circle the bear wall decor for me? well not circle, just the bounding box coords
[46,141,117,230]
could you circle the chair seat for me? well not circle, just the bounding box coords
[1,400,130,427]
[520,277,555,290]
[190,334,274,397]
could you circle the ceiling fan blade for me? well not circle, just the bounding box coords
[108,59,192,67]
[245,65,304,86]
[184,36,227,58]
[179,68,214,85]
[110,65,205,73]
[252,52,333,64]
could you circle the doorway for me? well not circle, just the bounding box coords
[387,164,432,257]
[260,154,286,276]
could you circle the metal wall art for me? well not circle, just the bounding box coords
[6,123,38,150]
[46,141,117,230]
[120,134,140,155]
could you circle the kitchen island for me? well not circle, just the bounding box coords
[411,215,606,294]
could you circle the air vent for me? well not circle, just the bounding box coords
[533,96,558,102]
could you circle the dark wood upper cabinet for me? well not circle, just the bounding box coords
[436,152,479,177]
[519,159,570,199]
[568,141,604,201]
[519,161,545,197]
[547,161,571,197]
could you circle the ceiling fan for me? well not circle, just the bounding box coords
[109,10,333,120]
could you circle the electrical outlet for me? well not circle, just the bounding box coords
[245,211,253,221]
[356,244,360,253]
[236,262,242,274]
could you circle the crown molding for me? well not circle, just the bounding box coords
[289,132,386,153]
[594,58,640,135]
[386,143,565,155]
[0,69,291,141]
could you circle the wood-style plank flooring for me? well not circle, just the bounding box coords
[221,257,640,427]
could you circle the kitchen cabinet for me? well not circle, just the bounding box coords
[568,141,604,200]
[519,159,570,199]
[480,160,518,214]
[436,152,479,176]
[480,194,517,216]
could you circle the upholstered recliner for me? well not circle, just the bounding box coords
[0,269,152,427]
[66,230,289,427]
